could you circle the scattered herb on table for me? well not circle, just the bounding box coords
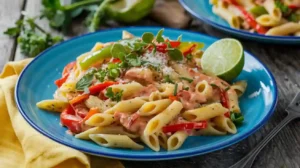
[3,17,63,57]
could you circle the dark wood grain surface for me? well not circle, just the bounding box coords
[1,0,300,168]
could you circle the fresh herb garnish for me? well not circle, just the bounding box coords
[177,34,182,42]
[179,77,193,83]
[142,32,155,43]
[163,75,175,84]
[183,86,189,91]
[105,87,123,102]
[111,43,127,59]
[186,54,193,62]
[230,112,244,125]
[210,83,219,88]
[76,73,94,91]
[168,48,183,61]
[174,83,178,96]
[275,0,289,14]
[94,69,107,82]
[156,28,165,43]
[3,17,63,57]
[225,87,230,91]
[288,13,300,22]
[126,53,141,67]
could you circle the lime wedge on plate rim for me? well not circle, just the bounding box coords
[201,38,244,81]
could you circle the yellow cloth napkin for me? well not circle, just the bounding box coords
[0,59,124,168]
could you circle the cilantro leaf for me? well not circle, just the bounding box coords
[126,53,141,67]
[76,73,94,91]
[105,87,123,102]
[111,43,127,58]
[275,0,289,14]
[174,83,178,96]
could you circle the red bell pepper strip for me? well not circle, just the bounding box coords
[55,61,76,88]
[111,58,121,63]
[288,5,300,9]
[62,61,76,76]
[220,89,229,108]
[182,44,197,56]
[169,41,181,48]
[156,43,168,53]
[60,107,82,133]
[224,0,267,34]
[162,121,208,133]
[168,95,178,101]
[224,112,230,118]
[69,94,89,105]
[82,107,99,123]
[55,73,69,88]
[89,81,118,95]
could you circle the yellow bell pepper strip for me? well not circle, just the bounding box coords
[79,45,112,70]
[179,42,204,56]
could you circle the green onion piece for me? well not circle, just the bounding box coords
[174,83,178,96]
[179,77,193,83]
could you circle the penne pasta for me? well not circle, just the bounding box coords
[138,99,172,116]
[212,5,240,29]
[141,134,160,152]
[104,97,146,114]
[182,103,228,121]
[90,134,144,150]
[85,113,115,127]
[213,116,237,134]
[266,22,300,36]
[195,80,213,99]
[167,131,188,151]
[144,101,183,135]
[156,131,168,149]
[36,99,68,112]
[110,82,144,99]
[227,89,241,113]
[194,121,227,136]
[264,0,282,21]
[231,80,247,97]
[75,126,138,140]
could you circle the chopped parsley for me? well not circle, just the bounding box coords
[163,75,175,84]
[230,112,244,125]
[105,87,123,102]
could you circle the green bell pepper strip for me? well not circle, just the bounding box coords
[80,45,112,70]
[250,6,268,16]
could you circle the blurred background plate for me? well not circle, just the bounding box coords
[15,27,277,160]
[179,0,300,44]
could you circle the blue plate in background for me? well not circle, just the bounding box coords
[179,0,300,44]
[15,27,277,160]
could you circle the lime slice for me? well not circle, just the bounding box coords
[201,38,244,81]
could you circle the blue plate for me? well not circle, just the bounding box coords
[179,0,300,44]
[15,27,278,160]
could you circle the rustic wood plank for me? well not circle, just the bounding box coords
[0,0,25,71]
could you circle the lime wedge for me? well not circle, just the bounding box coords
[201,38,244,81]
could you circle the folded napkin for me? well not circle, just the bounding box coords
[0,59,123,168]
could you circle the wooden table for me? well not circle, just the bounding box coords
[1,0,300,168]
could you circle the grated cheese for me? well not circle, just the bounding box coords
[141,51,168,66]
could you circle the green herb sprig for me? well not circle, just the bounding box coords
[105,87,123,102]
[4,17,63,57]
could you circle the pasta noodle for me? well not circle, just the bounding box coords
[144,101,183,135]
[89,134,144,149]
[37,29,246,151]
[167,131,188,151]
[211,0,300,36]
[182,103,228,121]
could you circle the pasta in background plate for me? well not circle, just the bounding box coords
[211,0,300,36]
[36,29,247,151]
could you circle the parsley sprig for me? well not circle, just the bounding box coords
[230,112,244,125]
[105,87,123,102]
[4,17,63,57]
